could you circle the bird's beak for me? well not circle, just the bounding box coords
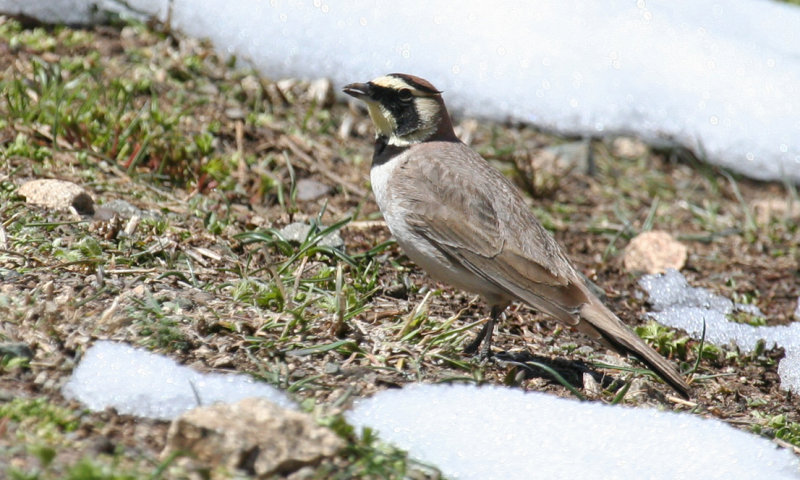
[343,82,371,100]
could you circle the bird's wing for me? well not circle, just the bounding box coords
[397,142,588,325]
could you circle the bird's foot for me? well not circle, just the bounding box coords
[463,320,493,355]
[463,316,497,360]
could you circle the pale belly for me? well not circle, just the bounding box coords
[370,155,509,303]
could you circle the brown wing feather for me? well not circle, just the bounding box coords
[397,151,503,258]
[459,248,587,326]
[397,141,588,325]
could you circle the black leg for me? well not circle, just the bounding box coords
[463,319,493,355]
[477,315,496,359]
[464,305,504,358]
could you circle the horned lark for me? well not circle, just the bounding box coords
[343,73,690,398]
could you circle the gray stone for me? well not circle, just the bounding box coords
[225,107,246,120]
[0,342,34,360]
[93,199,144,220]
[539,139,593,174]
[0,269,22,282]
[295,178,331,202]
[279,222,344,249]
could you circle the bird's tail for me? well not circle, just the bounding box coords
[578,297,690,399]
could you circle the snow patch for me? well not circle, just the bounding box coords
[62,341,293,420]
[347,383,800,480]
[640,269,800,394]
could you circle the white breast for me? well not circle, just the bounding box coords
[369,153,398,219]
[370,151,507,302]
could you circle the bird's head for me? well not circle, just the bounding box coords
[343,73,457,146]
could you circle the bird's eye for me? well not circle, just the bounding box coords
[398,88,413,101]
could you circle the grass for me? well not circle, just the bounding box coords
[635,321,690,361]
[0,397,164,480]
[1,13,799,479]
[752,414,800,451]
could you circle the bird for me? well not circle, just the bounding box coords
[343,73,690,398]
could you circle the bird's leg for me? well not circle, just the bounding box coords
[464,304,505,359]
[479,305,505,359]
[463,319,493,356]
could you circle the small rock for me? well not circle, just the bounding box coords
[18,179,94,215]
[225,107,246,120]
[277,78,299,93]
[210,355,235,369]
[751,197,799,225]
[0,342,34,360]
[33,371,48,386]
[295,178,331,202]
[574,345,595,356]
[197,83,219,96]
[611,136,649,158]
[93,199,143,220]
[162,397,343,477]
[338,112,355,139]
[583,372,602,397]
[240,75,262,97]
[307,78,334,107]
[323,362,340,375]
[279,222,344,249]
[384,283,408,299]
[623,230,687,274]
[0,268,21,282]
[536,140,593,175]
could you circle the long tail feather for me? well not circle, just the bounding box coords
[578,298,690,398]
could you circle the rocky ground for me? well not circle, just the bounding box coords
[0,15,799,479]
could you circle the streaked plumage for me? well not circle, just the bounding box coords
[344,73,689,398]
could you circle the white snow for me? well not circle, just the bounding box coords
[639,269,800,394]
[347,383,800,480]
[2,0,799,182]
[62,341,294,420]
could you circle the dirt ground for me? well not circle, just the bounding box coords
[1,16,799,478]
